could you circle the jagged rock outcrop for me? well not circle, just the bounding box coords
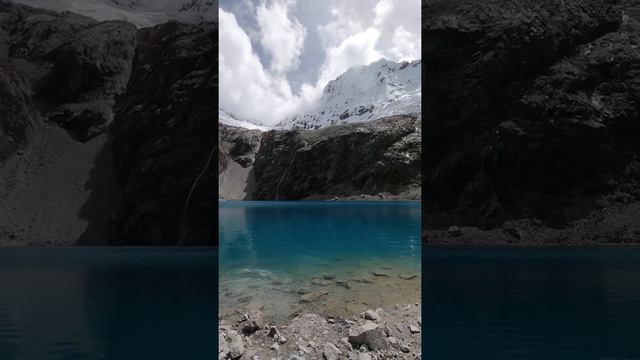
[424,0,640,236]
[0,2,135,152]
[218,123,262,200]
[110,21,216,245]
[253,115,421,200]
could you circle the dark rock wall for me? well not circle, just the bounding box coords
[0,2,136,156]
[424,0,640,229]
[253,115,421,200]
[110,22,217,245]
[1,3,217,245]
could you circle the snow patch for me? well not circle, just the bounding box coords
[277,58,421,130]
[219,109,269,132]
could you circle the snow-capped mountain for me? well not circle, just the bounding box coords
[277,59,421,130]
[13,0,215,28]
[219,109,269,132]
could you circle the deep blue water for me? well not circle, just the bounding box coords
[219,201,421,273]
[0,247,217,360]
[424,247,640,359]
[218,201,421,322]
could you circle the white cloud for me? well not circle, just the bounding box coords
[219,8,303,125]
[219,0,421,126]
[386,26,421,62]
[256,0,306,73]
[307,27,382,99]
[373,0,393,26]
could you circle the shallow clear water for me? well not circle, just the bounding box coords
[218,201,421,323]
[0,247,217,360]
[424,247,640,359]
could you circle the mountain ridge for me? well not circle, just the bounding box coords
[12,0,215,27]
[277,58,421,130]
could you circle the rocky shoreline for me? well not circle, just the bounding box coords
[219,304,421,360]
[427,199,640,246]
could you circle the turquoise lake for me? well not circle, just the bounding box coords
[0,247,217,360]
[218,201,422,324]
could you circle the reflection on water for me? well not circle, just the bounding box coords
[424,247,640,359]
[0,247,217,360]
[219,201,421,324]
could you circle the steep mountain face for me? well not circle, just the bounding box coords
[12,0,215,28]
[219,59,422,201]
[110,21,216,245]
[278,59,421,130]
[253,115,421,200]
[0,2,216,245]
[425,0,640,243]
[177,0,215,13]
[109,0,141,9]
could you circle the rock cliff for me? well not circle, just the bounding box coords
[110,21,216,245]
[0,2,216,245]
[218,123,262,200]
[253,115,421,201]
[424,0,640,243]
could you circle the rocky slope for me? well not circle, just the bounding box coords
[219,305,421,360]
[0,2,216,245]
[253,115,421,201]
[0,3,131,244]
[424,0,640,244]
[218,123,262,200]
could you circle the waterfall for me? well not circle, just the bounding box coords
[274,140,308,201]
[178,141,216,245]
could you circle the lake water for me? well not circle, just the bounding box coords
[0,247,217,360]
[218,201,421,324]
[424,247,640,359]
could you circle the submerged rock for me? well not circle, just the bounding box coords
[300,290,329,303]
[312,278,333,286]
[372,271,389,277]
[399,274,418,280]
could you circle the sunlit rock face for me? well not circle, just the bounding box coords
[253,115,421,201]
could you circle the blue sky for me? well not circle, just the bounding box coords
[219,0,421,125]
